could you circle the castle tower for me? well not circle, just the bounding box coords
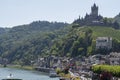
[91,3,98,17]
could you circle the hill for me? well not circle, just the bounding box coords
[50,26,120,57]
[80,26,120,40]
[0,21,70,65]
[114,13,120,24]
[0,27,8,34]
[0,21,120,65]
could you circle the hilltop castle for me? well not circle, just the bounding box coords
[74,3,103,26]
[73,3,120,29]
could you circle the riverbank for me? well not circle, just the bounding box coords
[35,67,50,73]
[0,68,59,80]
[0,65,34,70]
[0,65,81,80]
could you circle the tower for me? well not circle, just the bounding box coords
[91,3,98,17]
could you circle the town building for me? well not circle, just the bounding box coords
[96,37,112,49]
[109,52,120,65]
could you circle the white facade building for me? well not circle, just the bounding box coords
[96,37,112,49]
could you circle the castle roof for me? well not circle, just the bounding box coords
[92,3,98,9]
[93,3,97,7]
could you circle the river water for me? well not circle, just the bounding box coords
[0,68,59,80]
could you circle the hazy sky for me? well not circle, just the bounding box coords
[0,0,120,27]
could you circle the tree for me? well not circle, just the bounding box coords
[113,21,120,29]
[112,39,120,52]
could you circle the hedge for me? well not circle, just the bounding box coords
[92,65,120,77]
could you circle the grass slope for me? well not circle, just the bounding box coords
[80,26,120,41]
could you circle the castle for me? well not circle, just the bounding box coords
[73,3,103,26]
[73,3,120,29]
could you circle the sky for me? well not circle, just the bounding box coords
[0,0,120,28]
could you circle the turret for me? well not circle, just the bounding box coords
[91,3,98,17]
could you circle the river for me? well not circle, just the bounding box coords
[0,68,59,80]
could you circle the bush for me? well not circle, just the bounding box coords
[92,65,120,77]
[56,68,62,74]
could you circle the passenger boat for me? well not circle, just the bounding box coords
[2,78,22,80]
[2,74,22,80]
[49,69,59,77]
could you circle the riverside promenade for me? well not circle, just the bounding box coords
[34,67,50,73]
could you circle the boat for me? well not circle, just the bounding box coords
[49,69,59,77]
[2,78,22,80]
[59,77,70,80]
[2,74,22,80]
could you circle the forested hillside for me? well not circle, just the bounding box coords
[50,26,120,57]
[0,19,120,65]
[0,28,8,34]
[0,21,69,64]
[114,13,120,24]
